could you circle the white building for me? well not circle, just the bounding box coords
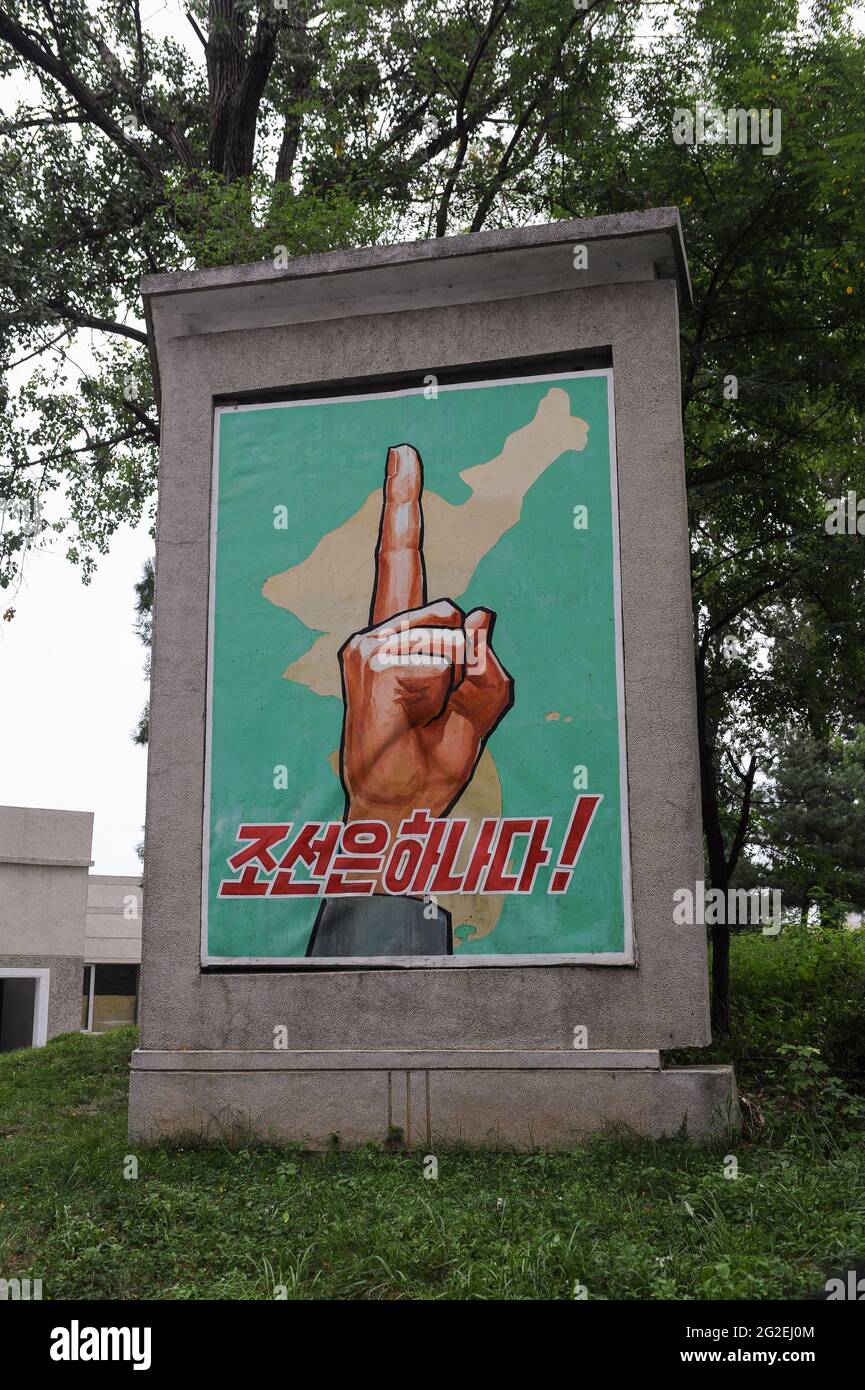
[0,805,141,1050]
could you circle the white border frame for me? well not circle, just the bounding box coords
[0,968,50,1047]
[202,368,634,967]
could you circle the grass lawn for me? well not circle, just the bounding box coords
[1,928,864,1300]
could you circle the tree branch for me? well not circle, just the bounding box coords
[0,109,88,134]
[470,112,550,233]
[186,10,208,51]
[725,755,757,881]
[122,398,160,444]
[0,6,166,185]
[468,3,591,234]
[699,567,807,653]
[132,0,146,87]
[274,2,314,184]
[1,427,155,481]
[97,37,200,172]
[8,329,70,369]
[43,299,148,344]
[435,0,515,238]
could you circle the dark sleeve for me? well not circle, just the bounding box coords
[306,895,453,957]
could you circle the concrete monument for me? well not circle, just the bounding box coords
[129,209,738,1146]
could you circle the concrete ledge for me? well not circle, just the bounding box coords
[128,1057,738,1148]
[131,1048,662,1072]
[0,855,93,867]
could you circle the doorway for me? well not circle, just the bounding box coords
[0,969,50,1051]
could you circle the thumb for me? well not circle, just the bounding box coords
[447,607,513,734]
[463,607,493,677]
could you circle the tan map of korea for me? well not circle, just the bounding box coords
[262,386,589,945]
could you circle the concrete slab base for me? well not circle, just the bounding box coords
[128,1050,738,1148]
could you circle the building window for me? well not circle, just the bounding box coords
[81,965,139,1032]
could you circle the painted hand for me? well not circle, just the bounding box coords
[338,444,513,840]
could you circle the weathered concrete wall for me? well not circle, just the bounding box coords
[0,955,84,1038]
[85,876,143,965]
[129,1055,737,1148]
[0,804,93,866]
[0,806,93,1041]
[0,806,92,957]
[0,863,88,957]
[139,277,707,1056]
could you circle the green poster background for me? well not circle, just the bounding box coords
[204,369,630,961]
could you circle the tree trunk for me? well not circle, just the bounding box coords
[695,649,733,1036]
[206,2,278,179]
[710,918,731,1036]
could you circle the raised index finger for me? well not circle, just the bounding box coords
[370,443,426,624]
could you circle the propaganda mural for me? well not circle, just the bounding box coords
[203,368,632,963]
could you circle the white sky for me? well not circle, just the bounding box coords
[0,2,194,872]
[0,520,152,873]
[1,1,863,874]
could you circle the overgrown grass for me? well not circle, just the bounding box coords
[1,929,863,1300]
[670,923,865,1091]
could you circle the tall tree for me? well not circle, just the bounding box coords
[0,0,631,590]
[754,727,865,925]
[583,0,865,1029]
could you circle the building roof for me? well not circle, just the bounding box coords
[141,208,692,405]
